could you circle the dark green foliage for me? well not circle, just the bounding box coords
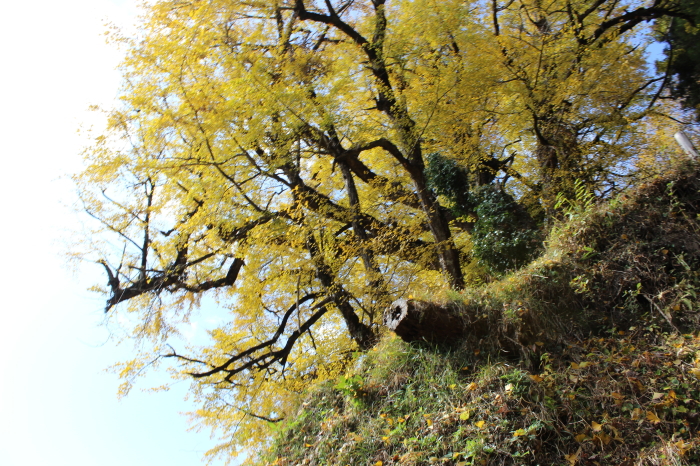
[470,187,542,274]
[425,153,541,273]
[657,0,700,119]
[424,152,472,217]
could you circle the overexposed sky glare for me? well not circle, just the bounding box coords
[0,1,234,465]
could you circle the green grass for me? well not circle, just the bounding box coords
[258,162,700,466]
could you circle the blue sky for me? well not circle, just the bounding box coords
[0,1,237,465]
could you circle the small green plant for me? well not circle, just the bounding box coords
[334,374,365,406]
[554,179,595,218]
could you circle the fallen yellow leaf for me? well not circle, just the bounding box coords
[631,408,643,420]
[591,421,603,432]
[460,412,470,421]
[646,411,661,424]
[674,440,691,456]
[475,420,485,428]
[565,447,581,465]
[575,433,587,443]
[466,382,478,391]
[530,374,544,383]
[513,428,527,437]
[593,432,612,446]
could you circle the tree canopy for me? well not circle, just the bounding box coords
[75,0,694,459]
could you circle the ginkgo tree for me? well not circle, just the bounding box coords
[75,0,691,459]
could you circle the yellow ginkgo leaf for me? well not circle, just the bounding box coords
[591,421,603,432]
[674,440,691,455]
[530,374,544,383]
[564,447,581,465]
[375,461,383,466]
[513,428,527,437]
[466,382,478,391]
[575,433,587,442]
[646,411,661,424]
[593,432,612,445]
[475,420,485,428]
[460,412,470,421]
[652,392,665,400]
[631,408,643,420]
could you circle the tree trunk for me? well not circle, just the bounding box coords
[383,299,546,354]
[383,299,475,344]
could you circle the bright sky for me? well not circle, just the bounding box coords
[0,1,235,465]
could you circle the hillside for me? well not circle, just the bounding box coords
[258,162,700,466]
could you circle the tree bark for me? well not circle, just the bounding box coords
[384,299,476,344]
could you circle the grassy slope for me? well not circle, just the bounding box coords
[259,163,700,466]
